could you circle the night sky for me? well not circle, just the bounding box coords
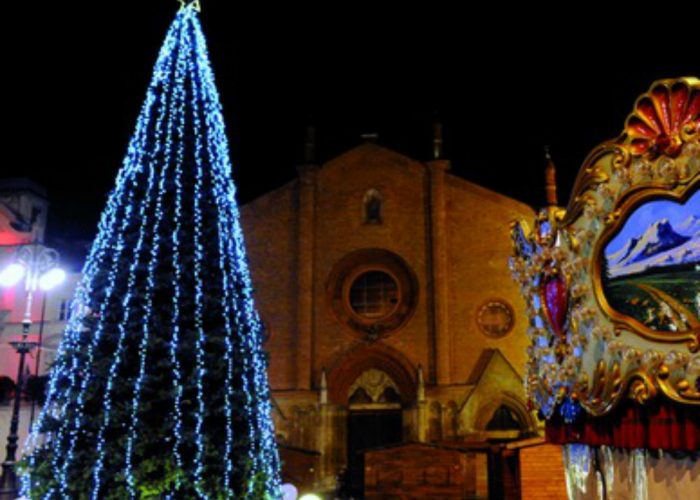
[3,1,697,248]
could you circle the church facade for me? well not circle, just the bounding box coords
[0,139,544,495]
[239,140,540,493]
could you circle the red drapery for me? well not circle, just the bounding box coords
[546,399,700,452]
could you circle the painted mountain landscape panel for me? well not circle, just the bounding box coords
[602,189,700,333]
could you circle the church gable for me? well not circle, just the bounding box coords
[457,349,536,437]
[321,142,426,178]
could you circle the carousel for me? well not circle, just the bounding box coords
[510,76,699,498]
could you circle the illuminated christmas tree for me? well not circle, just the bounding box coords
[21,3,281,498]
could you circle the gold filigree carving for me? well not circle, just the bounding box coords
[511,77,700,416]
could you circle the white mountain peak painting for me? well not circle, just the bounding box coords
[606,193,700,279]
[602,189,700,333]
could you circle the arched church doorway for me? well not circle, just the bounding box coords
[479,401,533,499]
[346,369,404,497]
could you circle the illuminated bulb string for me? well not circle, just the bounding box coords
[185,19,209,496]
[191,13,281,492]
[187,4,280,490]
[22,15,181,497]
[90,11,182,493]
[197,29,279,491]
[21,4,281,498]
[123,21,187,496]
[79,25,182,498]
[167,14,190,482]
[91,112,161,499]
[190,29,236,491]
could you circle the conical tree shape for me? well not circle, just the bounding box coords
[21,4,281,498]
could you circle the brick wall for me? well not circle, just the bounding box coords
[519,443,567,500]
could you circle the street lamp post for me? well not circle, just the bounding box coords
[29,294,48,428]
[0,243,65,498]
[0,337,37,497]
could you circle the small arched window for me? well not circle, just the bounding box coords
[378,386,401,404]
[363,189,383,224]
[349,387,373,405]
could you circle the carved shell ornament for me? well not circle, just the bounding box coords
[626,80,700,158]
[511,77,700,420]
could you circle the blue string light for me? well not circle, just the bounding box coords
[190,31,236,492]
[23,14,182,496]
[20,4,281,498]
[190,13,282,493]
[167,15,189,485]
[186,17,209,495]
[122,21,185,494]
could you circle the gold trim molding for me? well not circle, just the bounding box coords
[510,77,700,417]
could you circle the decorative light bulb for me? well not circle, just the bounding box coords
[39,268,67,290]
[0,263,26,287]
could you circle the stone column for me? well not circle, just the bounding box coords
[317,370,330,484]
[296,163,316,390]
[427,159,451,385]
[416,365,428,442]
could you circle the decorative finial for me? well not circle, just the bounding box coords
[433,115,443,160]
[178,0,201,12]
[544,146,559,207]
[304,124,316,164]
[417,365,425,403]
[320,368,328,405]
